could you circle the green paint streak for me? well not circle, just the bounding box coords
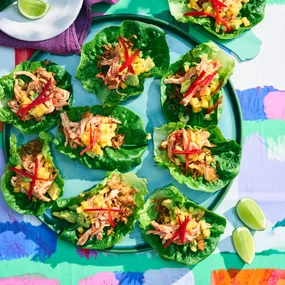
[93,0,169,15]
[273,219,285,230]
[244,120,285,141]
[0,133,2,149]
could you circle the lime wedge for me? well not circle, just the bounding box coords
[232,227,255,264]
[18,0,50,20]
[236,198,267,231]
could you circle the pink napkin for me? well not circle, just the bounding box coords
[0,0,119,55]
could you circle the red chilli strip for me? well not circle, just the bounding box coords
[28,156,39,200]
[172,149,202,155]
[16,78,52,118]
[105,201,117,228]
[84,208,124,213]
[210,0,221,26]
[211,79,225,97]
[184,70,206,99]
[19,93,53,120]
[80,123,101,156]
[212,0,227,8]
[180,216,191,243]
[118,36,129,60]
[8,167,48,182]
[89,123,93,146]
[118,36,135,74]
[194,71,217,98]
[164,227,181,249]
[206,96,223,114]
[119,50,140,73]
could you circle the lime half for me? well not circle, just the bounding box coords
[236,198,267,231]
[232,227,255,264]
[18,0,50,20]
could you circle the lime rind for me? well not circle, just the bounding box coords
[232,226,255,264]
[18,0,50,20]
[236,197,267,231]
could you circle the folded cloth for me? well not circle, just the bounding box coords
[0,0,118,55]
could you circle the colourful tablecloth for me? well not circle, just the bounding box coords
[1,1,285,284]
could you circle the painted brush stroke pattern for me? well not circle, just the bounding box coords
[211,269,285,285]
[0,275,59,285]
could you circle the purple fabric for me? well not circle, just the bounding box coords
[0,0,118,55]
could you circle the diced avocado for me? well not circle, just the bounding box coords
[175,154,185,163]
[144,57,155,71]
[77,213,91,228]
[53,211,77,223]
[18,79,25,87]
[68,204,79,211]
[181,79,191,94]
[162,199,173,209]
[47,183,61,201]
[125,75,139,86]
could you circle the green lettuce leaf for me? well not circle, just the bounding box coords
[0,61,73,134]
[76,20,170,107]
[168,0,266,39]
[51,170,148,249]
[161,41,235,126]
[139,185,226,266]
[154,122,241,192]
[1,133,64,216]
[53,105,148,172]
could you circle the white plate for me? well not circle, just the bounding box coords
[0,0,84,42]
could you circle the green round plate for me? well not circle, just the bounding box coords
[2,14,243,253]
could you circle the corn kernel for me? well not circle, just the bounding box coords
[120,82,127,89]
[203,229,211,238]
[164,216,170,223]
[205,5,212,13]
[242,17,250,27]
[81,201,89,209]
[20,181,30,191]
[201,99,209,109]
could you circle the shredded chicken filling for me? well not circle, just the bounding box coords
[11,141,57,202]
[76,174,138,246]
[96,36,155,91]
[147,199,212,251]
[165,57,221,112]
[8,67,70,121]
[60,112,125,156]
[160,128,218,182]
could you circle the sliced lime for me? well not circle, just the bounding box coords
[18,0,50,20]
[232,227,255,264]
[236,197,267,231]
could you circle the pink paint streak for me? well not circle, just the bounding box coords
[0,275,59,285]
[264,91,285,120]
[78,272,119,285]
